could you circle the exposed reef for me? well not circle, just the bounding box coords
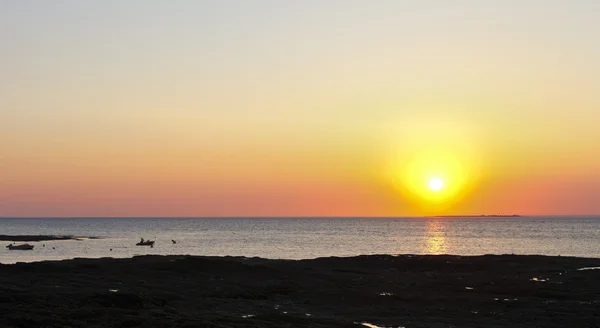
[0,235,99,242]
[0,254,599,327]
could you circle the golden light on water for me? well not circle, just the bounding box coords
[424,220,448,255]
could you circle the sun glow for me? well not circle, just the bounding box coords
[385,118,482,214]
[402,150,468,204]
[389,147,473,214]
[390,147,479,213]
[428,178,444,191]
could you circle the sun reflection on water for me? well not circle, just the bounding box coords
[424,220,449,255]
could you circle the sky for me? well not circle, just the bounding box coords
[1,0,600,217]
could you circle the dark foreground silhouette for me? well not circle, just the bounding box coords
[0,255,599,327]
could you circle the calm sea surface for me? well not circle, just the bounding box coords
[0,217,598,264]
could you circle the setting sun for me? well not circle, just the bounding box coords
[388,139,480,214]
[428,178,445,192]
[383,118,484,215]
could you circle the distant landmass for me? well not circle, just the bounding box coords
[431,215,522,218]
[0,235,99,242]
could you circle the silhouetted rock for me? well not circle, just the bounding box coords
[0,235,99,242]
[0,255,598,327]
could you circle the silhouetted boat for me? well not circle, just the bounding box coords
[136,240,155,246]
[6,243,34,250]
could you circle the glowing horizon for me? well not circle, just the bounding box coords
[1,1,600,217]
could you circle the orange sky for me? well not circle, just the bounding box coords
[1,1,600,216]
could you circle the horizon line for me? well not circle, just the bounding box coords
[1,214,599,219]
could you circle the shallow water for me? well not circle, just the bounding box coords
[0,216,598,263]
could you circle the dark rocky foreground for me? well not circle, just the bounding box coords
[0,255,599,328]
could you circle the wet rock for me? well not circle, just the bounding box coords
[0,255,598,327]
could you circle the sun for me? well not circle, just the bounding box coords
[384,119,482,214]
[389,148,476,213]
[428,177,444,192]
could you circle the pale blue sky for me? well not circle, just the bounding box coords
[2,1,599,125]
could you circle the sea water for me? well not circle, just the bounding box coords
[0,216,598,264]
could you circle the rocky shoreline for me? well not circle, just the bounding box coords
[0,254,599,327]
[0,235,98,242]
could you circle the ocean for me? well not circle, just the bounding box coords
[0,217,599,264]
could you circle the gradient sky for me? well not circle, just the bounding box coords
[1,0,600,217]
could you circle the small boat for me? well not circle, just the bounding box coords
[6,243,34,250]
[136,239,155,246]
